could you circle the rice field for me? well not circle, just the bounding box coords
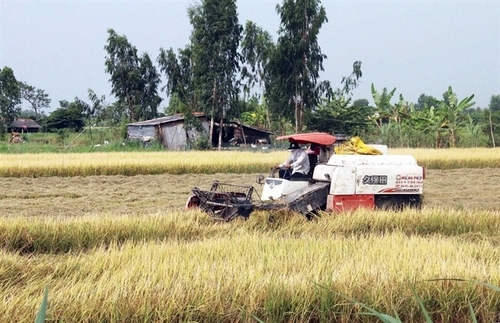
[1,149,500,322]
[0,147,499,177]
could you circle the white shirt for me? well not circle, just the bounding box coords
[279,149,310,175]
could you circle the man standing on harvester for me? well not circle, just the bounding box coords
[275,142,310,181]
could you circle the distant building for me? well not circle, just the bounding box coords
[6,119,42,133]
[127,113,273,150]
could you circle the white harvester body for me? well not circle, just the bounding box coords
[261,151,424,212]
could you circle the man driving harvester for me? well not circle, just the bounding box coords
[274,142,310,181]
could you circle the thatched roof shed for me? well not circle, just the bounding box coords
[7,119,42,133]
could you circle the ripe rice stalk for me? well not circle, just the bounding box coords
[2,231,500,322]
[1,148,499,177]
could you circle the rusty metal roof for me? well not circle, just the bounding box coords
[127,112,206,126]
[128,113,274,135]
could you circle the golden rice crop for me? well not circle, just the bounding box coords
[390,147,500,169]
[0,151,288,177]
[1,208,500,322]
[1,147,499,177]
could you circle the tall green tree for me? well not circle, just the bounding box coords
[104,29,162,122]
[0,67,21,125]
[157,46,203,131]
[188,0,242,149]
[137,53,162,120]
[267,0,329,133]
[158,47,194,111]
[240,21,274,98]
[18,82,51,118]
[240,21,275,129]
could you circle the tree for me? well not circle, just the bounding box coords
[18,82,51,118]
[104,29,162,122]
[414,94,438,112]
[308,96,373,136]
[240,21,274,98]
[100,101,128,126]
[484,95,500,147]
[267,0,329,133]
[0,67,21,124]
[137,52,162,120]
[158,46,203,131]
[44,100,85,132]
[188,0,242,149]
[438,86,475,147]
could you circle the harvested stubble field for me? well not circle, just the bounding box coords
[1,149,500,322]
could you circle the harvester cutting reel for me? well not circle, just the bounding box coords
[186,169,329,222]
[186,181,262,222]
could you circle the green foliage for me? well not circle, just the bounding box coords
[18,81,51,118]
[56,129,70,146]
[44,100,85,132]
[240,97,269,128]
[415,94,438,112]
[308,96,374,136]
[188,0,242,147]
[158,47,199,118]
[437,86,475,147]
[191,131,211,150]
[371,84,397,127]
[267,0,328,133]
[35,286,49,323]
[482,96,500,147]
[0,122,6,141]
[240,21,274,98]
[0,66,22,123]
[75,89,107,128]
[104,29,162,122]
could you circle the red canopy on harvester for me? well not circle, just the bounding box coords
[276,132,336,146]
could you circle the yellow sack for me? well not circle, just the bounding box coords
[335,136,382,155]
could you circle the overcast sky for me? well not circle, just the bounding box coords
[1,0,499,114]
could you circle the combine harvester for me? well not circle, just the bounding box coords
[186,133,424,221]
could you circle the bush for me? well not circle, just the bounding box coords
[0,123,6,142]
[191,132,211,150]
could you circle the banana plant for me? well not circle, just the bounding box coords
[438,86,475,147]
[414,104,447,148]
[370,83,397,128]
